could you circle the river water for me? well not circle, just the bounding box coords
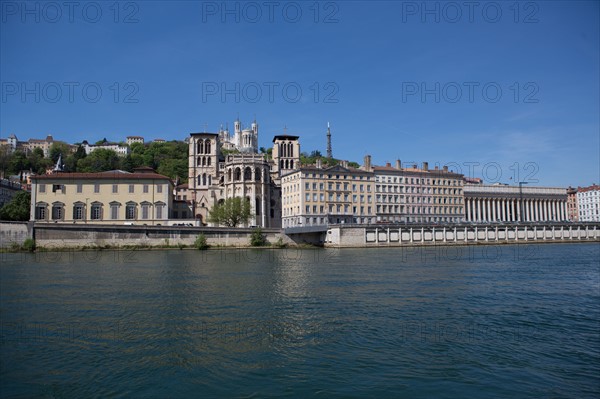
[1,243,599,398]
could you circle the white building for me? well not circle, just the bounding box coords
[577,184,600,222]
[82,141,130,156]
[126,136,144,146]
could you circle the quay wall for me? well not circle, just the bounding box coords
[33,224,291,249]
[325,223,600,247]
[0,222,32,248]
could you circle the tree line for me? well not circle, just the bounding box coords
[0,140,189,180]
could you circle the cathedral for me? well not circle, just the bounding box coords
[184,117,300,228]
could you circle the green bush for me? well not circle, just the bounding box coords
[195,233,209,250]
[250,227,266,247]
[22,238,36,252]
[273,237,287,248]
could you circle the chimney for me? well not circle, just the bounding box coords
[341,160,348,168]
[423,162,429,171]
[395,159,401,170]
[443,165,448,172]
[316,158,322,169]
[364,155,372,172]
[435,166,439,170]
[386,162,391,168]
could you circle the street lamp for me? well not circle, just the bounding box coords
[519,182,528,222]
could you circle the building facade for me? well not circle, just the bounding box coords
[126,136,144,146]
[464,184,568,222]
[30,168,173,224]
[372,160,465,223]
[576,184,599,222]
[0,179,23,208]
[567,186,579,222]
[281,162,376,228]
[186,119,281,228]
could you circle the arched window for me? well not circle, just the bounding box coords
[290,160,294,169]
[197,140,203,154]
[285,160,289,169]
[207,157,211,166]
[282,143,286,157]
[234,167,241,181]
[244,167,252,181]
[255,168,261,181]
[227,168,232,182]
[197,157,201,166]
[256,197,261,215]
[288,142,293,157]
[205,139,211,154]
[280,160,284,169]
[208,175,212,186]
[202,173,207,186]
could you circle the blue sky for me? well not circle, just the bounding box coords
[1,1,598,187]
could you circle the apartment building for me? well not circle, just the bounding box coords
[30,167,173,224]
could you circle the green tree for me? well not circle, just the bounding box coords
[250,227,266,246]
[76,148,121,172]
[64,145,87,172]
[208,197,253,227]
[49,142,72,164]
[0,191,31,221]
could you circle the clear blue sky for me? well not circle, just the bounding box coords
[1,1,598,187]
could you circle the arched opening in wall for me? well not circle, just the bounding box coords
[255,168,261,181]
[280,160,284,169]
[256,197,261,215]
[197,157,202,166]
[207,157,211,166]
[208,175,212,186]
[201,157,206,166]
[218,199,225,205]
[197,141,203,154]
[227,168,232,182]
[197,175,202,186]
[285,160,289,169]
[219,176,224,185]
[234,167,241,181]
[202,174,207,186]
[288,142,293,157]
[289,160,293,169]
[244,167,252,181]
[205,139,211,154]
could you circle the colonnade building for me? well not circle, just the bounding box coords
[463,184,568,222]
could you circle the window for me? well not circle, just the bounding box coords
[77,184,83,193]
[35,204,47,220]
[111,204,119,220]
[126,203,136,219]
[39,184,46,193]
[112,184,118,194]
[94,184,100,193]
[73,204,84,220]
[142,204,150,219]
[157,184,163,193]
[52,184,62,193]
[156,205,163,219]
[143,184,149,193]
[91,204,102,220]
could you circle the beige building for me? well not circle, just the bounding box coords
[372,159,465,223]
[30,167,173,224]
[281,161,376,228]
[126,136,144,146]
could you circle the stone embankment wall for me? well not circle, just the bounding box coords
[33,224,291,249]
[0,222,32,248]
[325,223,600,247]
